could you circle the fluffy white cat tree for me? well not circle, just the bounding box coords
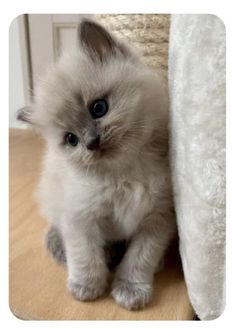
[168,14,226,320]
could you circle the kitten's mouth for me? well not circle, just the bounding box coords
[89,142,119,160]
[88,132,133,161]
[93,146,112,158]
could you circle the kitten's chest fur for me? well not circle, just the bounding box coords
[62,155,170,241]
[96,178,151,240]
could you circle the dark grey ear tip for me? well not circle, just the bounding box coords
[16,108,26,121]
[80,18,98,28]
[79,19,100,37]
[79,19,114,42]
[79,19,105,32]
[16,106,32,123]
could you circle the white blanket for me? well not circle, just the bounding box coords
[168,14,226,320]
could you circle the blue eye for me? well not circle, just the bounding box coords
[65,132,79,147]
[89,99,108,119]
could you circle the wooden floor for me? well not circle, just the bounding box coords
[9,128,194,320]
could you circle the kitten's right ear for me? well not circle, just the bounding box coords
[78,19,116,61]
[17,106,34,125]
[78,19,131,62]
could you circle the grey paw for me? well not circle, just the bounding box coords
[111,279,153,310]
[45,226,66,265]
[67,279,107,301]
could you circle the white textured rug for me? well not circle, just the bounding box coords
[168,14,226,320]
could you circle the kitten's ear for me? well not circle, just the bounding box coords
[16,106,34,125]
[78,19,128,61]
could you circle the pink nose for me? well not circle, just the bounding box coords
[86,135,100,151]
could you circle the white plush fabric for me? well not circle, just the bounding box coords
[168,15,226,320]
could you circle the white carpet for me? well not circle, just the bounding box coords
[168,14,226,320]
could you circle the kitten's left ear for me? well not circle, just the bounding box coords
[78,19,129,61]
[16,106,34,125]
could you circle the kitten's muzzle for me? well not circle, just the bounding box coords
[86,135,100,151]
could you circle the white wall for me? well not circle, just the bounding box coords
[9,17,25,128]
[9,14,93,129]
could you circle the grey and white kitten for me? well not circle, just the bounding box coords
[18,19,176,310]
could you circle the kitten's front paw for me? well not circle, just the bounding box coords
[111,279,153,310]
[67,279,107,301]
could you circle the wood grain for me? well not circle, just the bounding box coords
[9,128,194,320]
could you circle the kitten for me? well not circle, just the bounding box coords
[18,19,176,310]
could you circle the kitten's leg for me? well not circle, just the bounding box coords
[111,214,175,310]
[64,221,109,301]
[45,226,128,270]
[45,226,66,265]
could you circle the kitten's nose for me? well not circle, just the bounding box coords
[86,135,100,151]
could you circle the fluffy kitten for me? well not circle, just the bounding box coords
[18,19,176,310]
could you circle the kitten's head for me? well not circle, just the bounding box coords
[18,19,168,169]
